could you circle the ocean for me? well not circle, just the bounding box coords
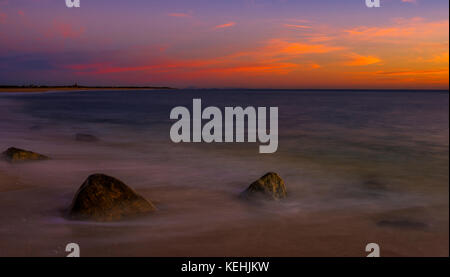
[0,89,448,256]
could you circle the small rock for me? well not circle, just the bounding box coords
[242,172,287,200]
[75,133,99,142]
[69,174,155,222]
[2,147,49,162]
[377,219,428,230]
[29,125,42,131]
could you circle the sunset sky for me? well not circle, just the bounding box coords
[0,0,448,89]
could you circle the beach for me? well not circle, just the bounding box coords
[0,89,448,257]
[0,165,447,257]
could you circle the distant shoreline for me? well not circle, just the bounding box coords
[0,86,448,94]
[0,86,175,93]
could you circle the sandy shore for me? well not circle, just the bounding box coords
[0,166,448,257]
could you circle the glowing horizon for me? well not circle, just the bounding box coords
[0,0,448,89]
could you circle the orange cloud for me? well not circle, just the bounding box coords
[168,13,192,18]
[426,52,449,64]
[346,26,414,38]
[264,39,342,56]
[206,62,299,75]
[284,24,311,29]
[214,22,236,29]
[345,18,448,41]
[376,69,448,76]
[345,54,382,66]
[67,37,343,78]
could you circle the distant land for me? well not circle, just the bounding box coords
[1,85,448,93]
[0,84,175,93]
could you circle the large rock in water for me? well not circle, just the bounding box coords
[242,172,287,200]
[69,174,155,221]
[2,147,49,162]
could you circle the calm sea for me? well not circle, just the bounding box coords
[0,89,448,256]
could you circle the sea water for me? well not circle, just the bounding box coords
[0,89,448,256]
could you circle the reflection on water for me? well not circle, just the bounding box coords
[0,90,448,256]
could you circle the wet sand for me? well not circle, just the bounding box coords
[0,166,447,257]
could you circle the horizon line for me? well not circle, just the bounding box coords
[0,84,449,92]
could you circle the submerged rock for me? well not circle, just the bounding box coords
[29,125,43,131]
[377,219,428,230]
[242,172,287,200]
[2,147,49,162]
[69,174,155,222]
[75,133,99,142]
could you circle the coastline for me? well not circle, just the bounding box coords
[0,87,175,93]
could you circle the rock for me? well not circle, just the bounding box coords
[69,174,155,221]
[242,172,287,200]
[2,147,49,162]
[75,133,99,142]
[377,219,428,230]
[29,125,42,131]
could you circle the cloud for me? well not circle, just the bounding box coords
[214,22,236,29]
[168,13,192,18]
[427,52,449,64]
[266,39,342,55]
[66,62,157,75]
[52,21,85,39]
[345,54,382,66]
[284,24,311,29]
[205,63,299,75]
[376,69,448,76]
[344,18,448,41]
[346,25,413,38]
[0,54,56,71]
[65,37,341,78]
